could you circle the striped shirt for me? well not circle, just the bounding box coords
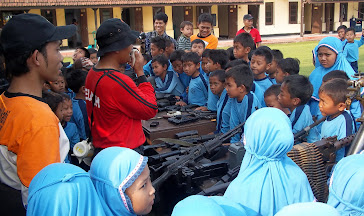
[177,34,191,50]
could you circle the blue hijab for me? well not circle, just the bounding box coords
[27,163,105,216]
[275,202,340,216]
[327,154,364,216]
[89,147,148,216]
[172,195,259,216]
[224,108,315,216]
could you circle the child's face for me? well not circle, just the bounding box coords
[191,43,205,57]
[183,61,200,77]
[338,28,346,40]
[319,91,345,117]
[206,58,219,73]
[267,60,278,76]
[151,62,167,77]
[125,166,155,215]
[62,99,73,122]
[275,66,286,84]
[345,30,356,43]
[181,25,193,38]
[198,22,212,37]
[265,94,285,110]
[73,48,86,62]
[278,83,297,110]
[318,46,337,68]
[55,103,63,121]
[150,43,164,57]
[225,77,244,98]
[201,57,209,73]
[209,76,225,95]
[90,53,98,65]
[250,55,271,78]
[172,60,183,74]
[233,42,250,60]
[49,75,66,93]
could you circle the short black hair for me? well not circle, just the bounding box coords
[198,13,213,25]
[271,49,283,62]
[154,12,168,23]
[345,27,356,34]
[337,25,347,32]
[42,91,63,113]
[151,36,167,51]
[225,59,249,69]
[319,78,348,105]
[282,74,313,105]
[207,49,229,69]
[202,49,210,58]
[77,47,90,58]
[233,33,255,50]
[191,39,206,48]
[152,54,169,67]
[88,48,98,55]
[277,58,300,75]
[252,47,273,64]
[322,70,349,82]
[65,69,88,93]
[226,47,236,61]
[165,38,174,48]
[61,92,71,101]
[180,21,193,29]
[209,69,226,82]
[264,84,281,98]
[181,52,201,64]
[170,50,185,63]
[226,65,253,92]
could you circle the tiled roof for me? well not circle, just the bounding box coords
[1,0,263,9]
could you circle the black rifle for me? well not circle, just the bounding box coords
[152,121,245,190]
[294,117,326,143]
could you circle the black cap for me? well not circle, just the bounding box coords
[1,13,76,56]
[96,18,139,57]
[243,14,254,20]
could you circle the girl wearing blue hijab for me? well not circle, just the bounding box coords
[89,147,155,216]
[27,163,105,216]
[224,107,315,216]
[274,202,340,216]
[327,154,364,215]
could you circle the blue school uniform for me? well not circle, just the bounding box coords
[143,60,174,77]
[327,154,364,216]
[343,36,364,72]
[269,77,277,84]
[254,76,273,92]
[64,122,80,150]
[224,108,315,216]
[204,73,219,111]
[275,202,341,216]
[70,98,89,141]
[229,92,261,143]
[216,89,232,134]
[350,100,362,128]
[90,147,148,216]
[155,70,185,96]
[187,73,208,106]
[251,81,265,107]
[290,105,320,143]
[178,72,191,89]
[27,163,105,216]
[320,110,356,162]
[65,88,76,99]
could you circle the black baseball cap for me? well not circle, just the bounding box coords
[243,14,254,20]
[96,18,139,57]
[1,13,76,56]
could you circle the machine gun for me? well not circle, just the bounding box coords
[168,110,217,125]
[294,117,326,144]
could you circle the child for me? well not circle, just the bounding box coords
[152,55,184,96]
[225,65,261,143]
[250,47,273,92]
[201,49,210,74]
[170,50,190,89]
[275,58,300,84]
[337,25,347,42]
[226,47,236,61]
[343,27,364,72]
[278,75,319,143]
[66,69,89,141]
[233,32,255,63]
[319,78,356,161]
[48,73,66,93]
[264,84,290,115]
[88,48,98,65]
[190,13,218,49]
[176,52,208,106]
[210,70,231,134]
[61,94,80,154]
[165,39,175,59]
[90,147,155,216]
[268,49,283,84]
[191,39,206,57]
[67,47,90,68]
[177,21,193,51]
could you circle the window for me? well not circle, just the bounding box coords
[100,8,113,24]
[289,2,298,24]
[359,2,364,19]
[340,3,348,22]
[265,2,273,25]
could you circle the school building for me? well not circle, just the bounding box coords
[1,0,363,48]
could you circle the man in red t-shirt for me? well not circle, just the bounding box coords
[236,14,262,47]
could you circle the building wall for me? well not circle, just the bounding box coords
[86,8,100,46]
[143,6,154,32]
[54,9,69,46]
[165,6,175,37]
[304,3,312,32]
[333,2,359,30]
[29,9,41,15]
[237,5,249,31]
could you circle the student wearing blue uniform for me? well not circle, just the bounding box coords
[90,147,155,216]
[343,28,364,72]
[275,202,341,216]
[250,47,273,92]
[152,55,184,96]
[319,79,356,162]
[278,75,320,143]
[176,52,208,106]
[225,65,261,143]
[275,58,300,84]
[233,32,255,63]
[200,49,210,78]
[267,49,283,84]
[224,108,315,216]
[327,154,364,216]
[170,50,190,89]
[27,163,105,216]
[264,84,290,114]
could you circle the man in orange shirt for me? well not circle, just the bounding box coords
[190,13,218,49]
[0,13,76,212]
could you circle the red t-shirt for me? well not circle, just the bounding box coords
[236,27,262,44]
[85,68,158,149]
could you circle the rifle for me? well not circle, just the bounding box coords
[152,121,245,190]
[294,117,326,143]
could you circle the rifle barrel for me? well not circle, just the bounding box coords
[294,117,326,140]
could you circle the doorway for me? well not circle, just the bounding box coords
[248,5,260,30]
[312,4,323,34]
[325,3,334,32]
[172,6,184,39]
[65,9,89,48]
